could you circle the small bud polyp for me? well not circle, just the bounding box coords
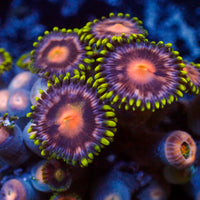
[0,89,9,113]
[54,169,65,182]
[164,130,196,169]
[0,127,10,144]
[180,142,190,159]
[1,179,26,200]
[104,194,121,200]
[184,64,199,85]
[5,187,17,200]
[35,165,44,184]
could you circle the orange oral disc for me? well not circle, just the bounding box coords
[47,46,69,63]
[56,104,83,138]
[106,23,131,34]
[127,59,156,84]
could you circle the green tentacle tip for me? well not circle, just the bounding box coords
[179,84,186,91]
[31,105,35,110]
[80,75,86,81]
[95,72,102,79]
[105,120,117,127]
[132,17,138,21]
[47,81,52,87]
[169,95,174,103]
[85,34,93,41]
[157,41,164,45]
[26,112,32,118]
[146,101,151,110]
[121,97,126,103]
[150,41,156,45]
[102,105,113,111]
[180,77,187,83]
[161,98,166,106]
[98,83,108,89]
[176,90,183,97]
[105,111,115,117]
[29,133,36,140]
[125,104,129,110]
[44,30,49,35]
[38,89,43,95]
[106,91,114,99]
[37,36,43,41]
[176,56,183,61]
[192,85,196,93]
[41,141,47,146]
[189,81,193,87]
[89,38,96,46]
[98,88,107,94]
[117,13,124,17]
[53,27,59,31]
[61,28,67,32]
[125,13,130,18]
[180,70,187,75]
[179,63,185,68]
[92,80,99,88]
[35,96,40,102]
[94,145,101,153]
[109,13,115,17]
[94,65,101,72]
[81,158,88,167]
[86,51,94,56]
[41,149,46,156]
[102,38,109,45]
[196,87,199,94]
[87,77,93,85]
[84,58,94,64]
[106,43,114,50]
[30,50,34,55]
[58,74,63,80]
[88,153,94,160]
[137,20,143,25]
[165,43,173,48]
[113,117,118,123]
[27,127,32,133]
[73,69,80,76]
[112,36,117,42]
[96,39,102,47]
[63,76,69,83]
[136,99,141,107]
[112,95,119,103]
[105,130,114,137]
[33,42,38,47]
[155,101,160,109]
[34,139,40,146]
[100,93,108,101]
[96,57,104,63]
[167,98,171,104]
[173,51,179,56]
[101,138,110,146]
[129,99,134,106]
[78,63,85,70]
[100,50,108,56]
[96,78,105,84]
